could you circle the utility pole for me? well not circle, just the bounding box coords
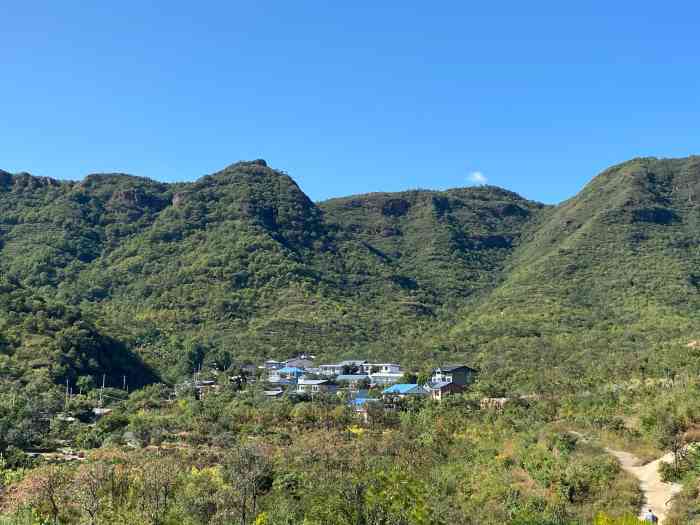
[99,374,106,407]
[65,379,69,411]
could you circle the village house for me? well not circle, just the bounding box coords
[369,372,405,385]
[296,378,337,394]
[431,365,477,387]
[425,381,464,401]
[359,362,402,375]
[264,360,284,370]
[319,360,367,376]
[194,379,219,399]
[351,396,380,423]
[317,360,404,380]
[268,366,304,383]
[264,389,285,398]
[381,383,429,400]
[285,357,314,369]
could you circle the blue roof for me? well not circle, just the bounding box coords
[351,397,379,406]
[382,384,422,395]
[278,366,304,374]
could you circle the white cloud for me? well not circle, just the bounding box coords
[468,171,488,185]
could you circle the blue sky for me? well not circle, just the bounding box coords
[1,1,699,203]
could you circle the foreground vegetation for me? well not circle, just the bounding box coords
[4,376,700,523]
[0,382,640,525]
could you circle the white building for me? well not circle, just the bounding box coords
[296,378,337,394]
[360,363,402,375]
[368,372,404,386]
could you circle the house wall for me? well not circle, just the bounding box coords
[432,367,475,386]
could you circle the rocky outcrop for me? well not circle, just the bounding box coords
[381,198,410,217]
[0,170,12,187]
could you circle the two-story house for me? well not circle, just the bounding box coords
[359,362,402,375]
[319,360,367,377]
[430,365,477,387]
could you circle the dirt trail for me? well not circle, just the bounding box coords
[605,448,682,523]
[567,432,682,522]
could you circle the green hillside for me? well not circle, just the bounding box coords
[3,157,700,390]
[448,156,700,390]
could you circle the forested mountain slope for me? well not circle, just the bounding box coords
[0,161,542,384]
[448,156,700,390]
[3,156,700,390]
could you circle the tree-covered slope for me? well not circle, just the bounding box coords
[4,156,700,390]
[0,169,172,290]
[321,186,544,308]
[447,156,700,389]
[0,278,157,397]
[70,162,541,378]
[0,161,542,383]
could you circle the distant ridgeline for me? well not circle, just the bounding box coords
[2,156,700,392]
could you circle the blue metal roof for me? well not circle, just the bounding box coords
[277,366,304,374]
[382,384,422,395]
[351,397,379,406]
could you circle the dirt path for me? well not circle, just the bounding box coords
[567,432,682,522]
[605,447,682,523]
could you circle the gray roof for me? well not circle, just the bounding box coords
[298,379,329,385]
[434,364,476,373]
[428,381,453,390]
[336,374,370,382]
[264,390,284,397]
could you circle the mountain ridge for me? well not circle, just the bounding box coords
[2,156,700,394]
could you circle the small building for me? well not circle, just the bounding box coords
[297,378,337,394]
[425,381,464,401]
[92,407,113,418]
[351,396,381,423]
[360,363,402,375]
[195,380,219,399]
[319,360,367,377]
[285,357,314,369]
[264,360,284,370]
[240,364,257,376]
[382,384,429,399]
[268,366,304,383]
[369,372,405,386]
[431,365,477,387]
[264,389,285,398]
